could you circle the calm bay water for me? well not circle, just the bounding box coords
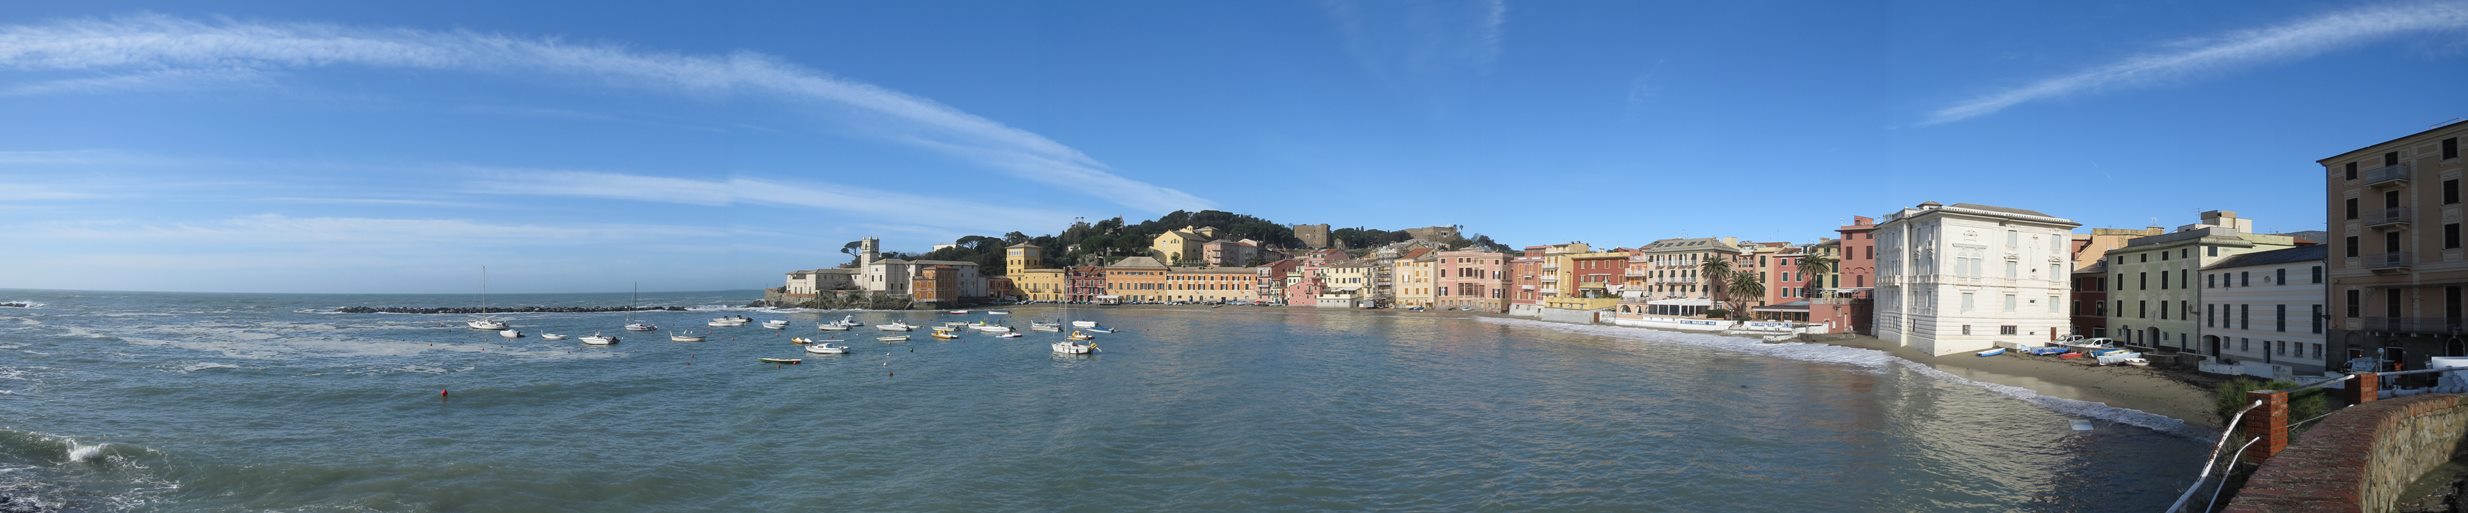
[0,289,2206,512]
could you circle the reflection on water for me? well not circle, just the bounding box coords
[0,292,2202,512]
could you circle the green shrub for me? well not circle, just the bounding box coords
[2214,378,2328,425]
[1704,309,1730,319]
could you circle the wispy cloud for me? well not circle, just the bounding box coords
[457,168,1077,234]
[0,13,1211,213]
[1321,0,1509,80]
[1925,0,2468,125]
[21,214,721,245]
[0,183,101,201]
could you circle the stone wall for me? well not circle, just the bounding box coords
[2226,394,2468,513]
[1538,308,1599,324]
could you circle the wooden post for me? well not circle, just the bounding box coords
[2243,390,2289,462]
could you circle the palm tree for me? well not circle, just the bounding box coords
[1726,271,1766,320]
[1797,251,1836,299]
[1699,256,1734,315]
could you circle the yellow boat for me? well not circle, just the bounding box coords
[1068,331,1095,341]
[930,327,961,340]
[791,337,812,345]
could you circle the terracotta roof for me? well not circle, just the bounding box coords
[1107,256,1168,269]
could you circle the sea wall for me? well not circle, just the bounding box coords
[2225,394,2468,513]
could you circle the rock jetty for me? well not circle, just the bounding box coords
[332,306,686,314]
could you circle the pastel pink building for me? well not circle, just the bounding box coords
[1434,249,1509,312]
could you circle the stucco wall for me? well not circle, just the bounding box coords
[2226,394,2468,513]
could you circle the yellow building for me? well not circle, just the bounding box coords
[1538,242,1593,299]
[1006,242,1067,302]
[1102,256,1170,303]
[1394,252,1436,308]
[1150,225,1221,266]
[1163,266,1259,303]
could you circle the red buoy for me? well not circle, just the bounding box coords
[440,390,449,397]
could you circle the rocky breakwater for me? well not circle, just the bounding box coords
[333,306,687,314]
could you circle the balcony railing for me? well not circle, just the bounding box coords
[2368,251,2414,272]
[2367,207,2413,228]
[2362,316,2466,334]
[1623,270,1647,277]
[2365,163,2413,188]
[1541,264,1560,271]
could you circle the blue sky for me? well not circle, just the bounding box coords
[2,1,2465,293]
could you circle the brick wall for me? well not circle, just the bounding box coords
[2226,394,2468,513]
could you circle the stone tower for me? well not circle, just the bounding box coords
[859,237,880,268]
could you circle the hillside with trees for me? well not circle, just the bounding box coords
[840,210,1518,276]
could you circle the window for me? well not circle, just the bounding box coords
[2348,198,2359,220]
[2273,268,2285,285]
[2116,300,2124,317]
[2047,295,2058,313]
[2207,303,2216,327]
[2240,304,2250,330]
[2276,304,2287,332]
[2348,289,2361,318]
[2208,274,2216,288]
[2447,137,2459,160]
[2161,301,2170,320]
[2347,161,2359,180]
[2161,270,2170,289]
[2388,151,2401,166]
[2000,325,2018,336]
[2139,300,2147,319]
[2240,272,2249,287]
[2139,272,2147,289]
[2450,223,2462,250]
[2347,236,2359,258]
[2450,179,2461,205]
[2004,294,2016,313]
[1961,325,1971,335]
[2004,261,2017,279]
[2117,273,2125,288]
[2240,339,2249,352]
[2006,230,2017,248]
[2313,305,2325,334]
[2162,251,2170,261]
[2140,254,2147,263]
[1961,292,1974,311]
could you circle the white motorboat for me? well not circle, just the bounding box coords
[1052,340,1097,354]
[805,343,848,355]
[1068,331,1095,341]
[986,310,1010,315]
[579,333,617,345]
[708,315,751,327]
[1029,321,1061,332]
[670,331,706,343]
[625,322,659,332]
[1072,320,1099,328]
[818,324,851,331]
[877,322,916,332]
[541,333,568,341]
[1084,328,1113,334]
[762,319,790,330]
[973,325,1012,334]
[467,265,508,330]
[878,335,911,342]
[829,315,860,327]
[945,310,969,315]
[498,329,523,339]
[996,332,1023,339]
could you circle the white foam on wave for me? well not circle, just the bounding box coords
[163,362,243,374]
[1480,317,2206,439]
[1,300,46,309]
[65,441,106,463]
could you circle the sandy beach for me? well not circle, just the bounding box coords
[1814,334,2227,428]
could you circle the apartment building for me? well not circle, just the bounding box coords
[2325,120,2468,371]
[1875,202,2080,356]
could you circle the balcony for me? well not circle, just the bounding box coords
[1624,270,1647,277]
[2365,163,2413,188]
[1541,264,1560,271]
[2366,207,2413,229]
[1540,275,1559,283]
[2368,251,2414,274]
[2362,316,2466,335]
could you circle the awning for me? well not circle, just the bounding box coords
[1754,300,1812,312]
[1648,298,1713,306]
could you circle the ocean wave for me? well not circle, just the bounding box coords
[0,301,45,309]
[1478,318,2204,439]
[158,362,244,374]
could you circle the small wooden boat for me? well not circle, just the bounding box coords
[541,333,568,341]
[791,337,813,345]
[759,357,801,365]
[1976,348,2005,357]
[877,335,911,342]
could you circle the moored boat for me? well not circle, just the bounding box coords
[996,332,1023,339]
[930,327,961,340]
[878,335,911,342]
[791,337,813,345]
[541,333,568,341]
[877,322,916,332]
[1051,340,1097,354]
[499,329,523,339]
[762,319,790,330]
[1068,331,1095,341]
[579,333,617,345]
[670,331,706,342]
[759,357,801,365]
[805,343,848,355]
[818,324,852,331]
[1072,320,1099,329]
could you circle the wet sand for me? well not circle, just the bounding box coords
[1818,334,2226,428]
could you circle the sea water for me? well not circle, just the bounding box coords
[0,289,2205,512]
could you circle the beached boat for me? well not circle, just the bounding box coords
[1051,340,1097,354]
[931,327,961,340]
[759,357,801,365]
[877,322,916,332]
[805,343,848,355]
[2096,351,2145,366]
[670,331,705,342]
[579,333,617,345]
[2021,346,2072,356]
[1975,348,2006,357]
[541,333,568,341]
[498,329,523,339]
[2062,337,2119,351]
[762,319,789,330]
[877,335,911,342]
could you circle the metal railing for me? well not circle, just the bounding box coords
[2367,251,2414,271]
[2366,207,2412,227]
[2360,316,2466,334]
[2365,163,2414,187]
